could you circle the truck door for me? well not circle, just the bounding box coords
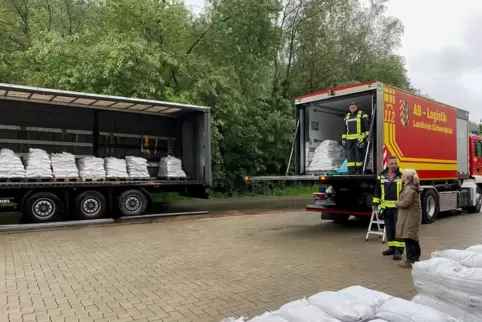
[473,139,482,175]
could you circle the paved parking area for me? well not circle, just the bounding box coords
[1,210,481,322]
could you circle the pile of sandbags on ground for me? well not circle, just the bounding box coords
[411,244,482,322]
[158,155,186,178]
[77,156,106,179]
[25,148,53,178]
[221,285,461,322]
[104,157,128,179]
[0,148,25,179]
[126,156,150,178]
[50,152,78,179]
[307,140,346,172]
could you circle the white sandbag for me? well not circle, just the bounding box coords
[308,291,374,321]
[78,156,106,179]
[105,157,128,178]
[126,156,150,178]
[337,286,393,311]
[25,148,52,178]
[432,249,482,268]
[411,257,482,304]
[0,148,25,178]
[247,312,288,322]
[273,299,341,322]
[412,294,479,322]
[50,152,78,178]
[375,297,460,322]
[368,320,388,322]
[221,318,245,322]
[466,245,482,254]
[307,140,346,172]
[158,155,186,178]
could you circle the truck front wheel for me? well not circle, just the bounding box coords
[117,189,148,216]
[24,192,62,223]
[75,191,107,220]
[467,186,482,214]
[421,189,439,224]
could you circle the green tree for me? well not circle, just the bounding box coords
[0,0,414,194]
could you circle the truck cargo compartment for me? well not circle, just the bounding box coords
[297,91,377,175]
[0,83,212,185]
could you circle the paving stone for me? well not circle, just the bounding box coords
[1,210,481,321]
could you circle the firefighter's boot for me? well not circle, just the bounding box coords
[393,250,402,261]
[398,260,413,268]
[382,247,394,256]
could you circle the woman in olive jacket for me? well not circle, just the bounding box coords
[396,168,422,268]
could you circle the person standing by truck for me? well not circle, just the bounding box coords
[372,155,404,260]
[341,102,369,175]
[396,169,422,268]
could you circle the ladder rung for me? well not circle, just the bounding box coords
[370,221,384,224]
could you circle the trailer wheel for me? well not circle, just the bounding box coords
[467,186,482,214]
[421,189,439,224]
[24,192,62,223]
[117,189,148,216]
[75,191,107,220]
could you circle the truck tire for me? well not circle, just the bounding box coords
[467,186,482,213]
[117,189,148,216]
[24,192,62,223]
[75,191,107,220]
[421,189,439,224]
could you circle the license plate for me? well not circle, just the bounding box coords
[315,199,335,206]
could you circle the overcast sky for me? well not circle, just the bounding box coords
[183,0,482,123]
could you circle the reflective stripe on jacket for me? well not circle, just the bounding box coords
[342,110,369,140]
[372,167,404,209]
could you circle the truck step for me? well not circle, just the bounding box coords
[53,177,79,182]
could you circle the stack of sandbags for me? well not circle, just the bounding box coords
[411,245,482,322]
[307,140,346,172]
[126,156,150,178]
[0,148,25,179]
[25,148,53,178]
[158,155,186,178]
[77,156,106,179]
[104,157,128,179]
[50,152,79,179]
[222,286,461,322]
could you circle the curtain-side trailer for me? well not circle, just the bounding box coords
[245,81,482,223]
[0,83,212,223]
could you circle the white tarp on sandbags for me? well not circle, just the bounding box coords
[50,152,78,178]
[78,156,106,179]
[25,148,52,178]
[412,293,479,322]
[308,291,375,321]
[158,155,186,178]
[431,249,482,268]
[466,244,482,253]
[105,157,128,179]
[126,156,150,178]
[273,299,341,322]
[0,148,25,178]
[376,297,460,322]
[307,140,346,172]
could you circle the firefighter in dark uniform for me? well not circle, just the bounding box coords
[373,155,405,260]
[341,102,369,174]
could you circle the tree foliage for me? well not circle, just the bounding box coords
[0,0,412,194]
